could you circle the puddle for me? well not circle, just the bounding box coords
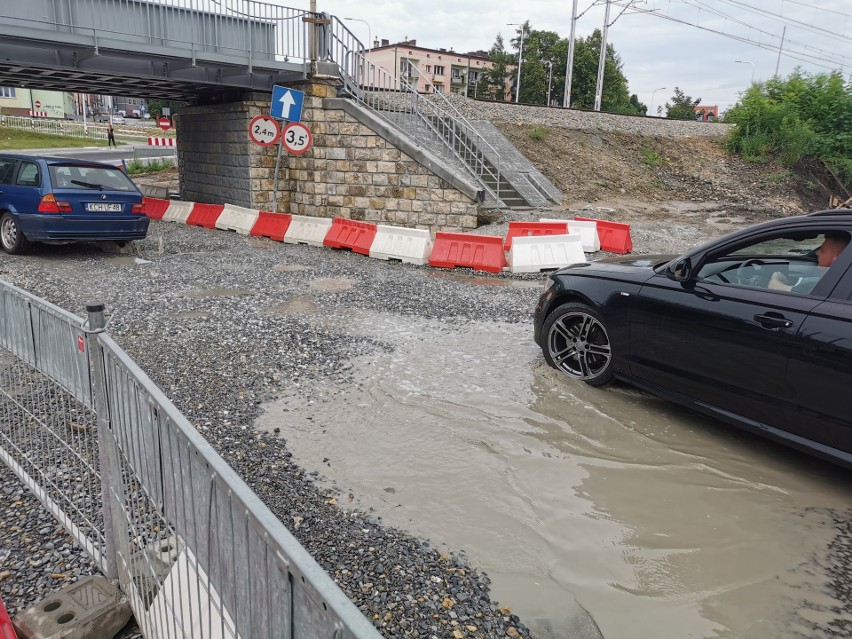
[106,256,152,266]
[264,296,319,316]
[308,278,356,293]
[258,310,852,639]
[175,311,211,320]
[273,264,310,273]
[186,288,253,298]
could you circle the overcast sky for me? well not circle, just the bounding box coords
[301,0,851,115]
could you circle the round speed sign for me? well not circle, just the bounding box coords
[281,122,313,155]
[249,115,281,146]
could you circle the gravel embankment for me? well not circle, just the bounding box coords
[0,222,543,637]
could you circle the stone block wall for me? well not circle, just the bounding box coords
[176,97,287,212]
[176,83,480,232]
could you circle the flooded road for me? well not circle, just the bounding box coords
[258,309,852,639]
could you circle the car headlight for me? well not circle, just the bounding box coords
[542,276,556,294]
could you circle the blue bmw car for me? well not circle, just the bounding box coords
[0,154,149,254]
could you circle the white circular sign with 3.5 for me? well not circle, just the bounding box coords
[281,122,313,155]
[249,115,280,146]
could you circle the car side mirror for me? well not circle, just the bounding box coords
[666,257,692,282]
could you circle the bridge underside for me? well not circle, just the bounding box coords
[0,40,307,102]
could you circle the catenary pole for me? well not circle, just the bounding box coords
[775,26,786,77]
[593,0,611,111]
[563,0,578,107]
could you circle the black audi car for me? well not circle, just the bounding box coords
[534,210,852,468]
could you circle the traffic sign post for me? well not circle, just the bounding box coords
[158,117,171,131]
[249,115,281,146]
[281,122,312,155]
[270,85,305,122]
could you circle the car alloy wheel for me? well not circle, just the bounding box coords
[0,212,29,255]
[544,304,614,386]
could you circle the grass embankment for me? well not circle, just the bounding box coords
[0,128,131,150]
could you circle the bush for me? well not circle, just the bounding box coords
[528,126,549,141]
[126,158,174,175]
[641,148,669,168]
[725,70,852,188]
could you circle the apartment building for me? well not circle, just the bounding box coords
[366,39,512,100]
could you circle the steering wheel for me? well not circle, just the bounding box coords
[735,258,767,287]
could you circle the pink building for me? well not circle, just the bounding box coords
[366,39,513,100]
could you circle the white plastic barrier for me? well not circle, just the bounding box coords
[215,204,259,235]
[542,218,600,252]
[162,201,194,224]
[369,225,433,265]
[508,234,587,273]
[283,215,333,246]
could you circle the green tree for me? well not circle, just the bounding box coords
[481,34,513,101]
[665,87,700,120]
[488,24,645,114]
[146,99,187,119]
[725,69,852,188]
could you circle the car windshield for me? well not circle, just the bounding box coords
[49,165,136,192]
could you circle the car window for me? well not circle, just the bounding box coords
[16,162,40,187]
[0,158,16,185]
[49,165,137,192]
[696,232,844,296]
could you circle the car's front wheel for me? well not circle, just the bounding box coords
[0,212,30,255]
[542,303,614,387]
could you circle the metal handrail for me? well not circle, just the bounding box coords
[322,16,503,201]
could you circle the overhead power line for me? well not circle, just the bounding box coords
[611,0,851,71]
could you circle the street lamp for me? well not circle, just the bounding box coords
[650,86,666,117]
[507,23,525,103]
[735,60,755,84]
[545,61,553,106]
[344,17,372,86]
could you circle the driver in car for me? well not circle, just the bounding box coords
[769,231,851,291]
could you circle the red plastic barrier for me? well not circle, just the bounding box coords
[574,217,633,254]
[504,221,569,251]
[323,218,378,255]
[0,595,16,639]
[141,197,170,220]
[186,203,224,229]
[251,212,292,242]
[429,232,507,273]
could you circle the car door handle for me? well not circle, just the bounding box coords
[754,313,794,330]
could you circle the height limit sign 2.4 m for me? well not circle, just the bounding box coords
[248,115,280,146]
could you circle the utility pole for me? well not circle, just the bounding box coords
[507,23,526,103]
[545,61,553,105]
[775,26,786,77]
[593,0,611,112]
[563,0,578,108]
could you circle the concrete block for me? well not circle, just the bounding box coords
[13,576,131,639]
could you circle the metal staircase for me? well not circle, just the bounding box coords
[319,16,529,208]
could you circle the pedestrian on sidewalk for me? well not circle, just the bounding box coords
[107,124,116,148]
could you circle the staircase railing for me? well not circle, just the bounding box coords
[320,16,502,202]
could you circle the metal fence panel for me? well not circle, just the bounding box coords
[94,332,382,639]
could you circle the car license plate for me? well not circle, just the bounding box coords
[85,202,122,213]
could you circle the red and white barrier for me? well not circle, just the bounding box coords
[28,110,47,118]
[147,196,635,275]
[147,137,176,147]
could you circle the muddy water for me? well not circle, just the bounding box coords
[258,310,852,639]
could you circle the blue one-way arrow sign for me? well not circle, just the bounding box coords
[270,85,305,123]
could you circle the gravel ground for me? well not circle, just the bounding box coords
[0,221,548,637]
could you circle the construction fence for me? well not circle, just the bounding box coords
[0,279,381,639]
